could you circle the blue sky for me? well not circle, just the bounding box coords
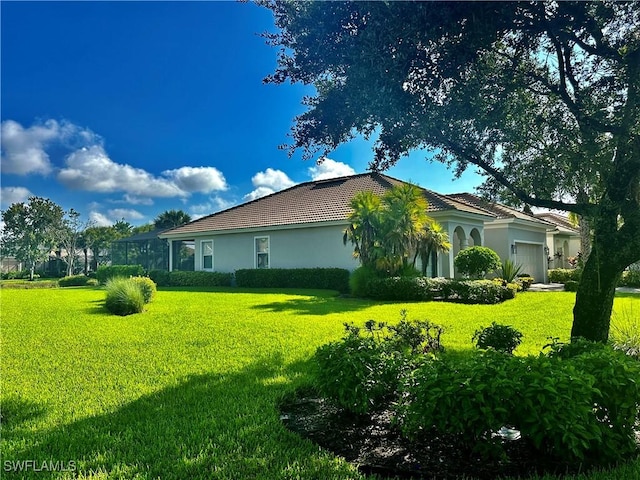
[1,1,483,226]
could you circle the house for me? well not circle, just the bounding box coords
[534,212,581,269]
[159,173,553,281]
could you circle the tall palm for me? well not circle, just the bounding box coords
[343,191,382,268]
[154,210,192,230]
[379,184,430,275]
[414,221,452,277]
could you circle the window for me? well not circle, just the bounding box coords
[201,240,213,270]
[255,236,269,269]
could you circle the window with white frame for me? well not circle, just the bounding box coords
[255,236,269,269]
[201,240,213,270]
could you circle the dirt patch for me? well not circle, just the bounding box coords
[280,395,608,479]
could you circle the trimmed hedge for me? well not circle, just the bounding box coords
[365,277,517,304]
[548,268,582,283]
[235,268,350,293]
[168,271,233,287]
[96,265,145,284]
[59,275,93,287]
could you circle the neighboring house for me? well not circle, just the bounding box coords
[112,229,170,272]
[159,173,553,281]
[534,212,581,269]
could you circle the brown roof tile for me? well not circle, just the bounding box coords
[445,193,552,226]
[161,173,493,237]
[534,212,579,233]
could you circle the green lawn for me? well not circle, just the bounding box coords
[1,287,639,479]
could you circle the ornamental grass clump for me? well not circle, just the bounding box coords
[131,276,157,303]
[104,277,145,316]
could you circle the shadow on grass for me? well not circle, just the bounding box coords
[616,291,640,299]
[250,295,376,315]
[0,396,48,429]
[3,357,358,480]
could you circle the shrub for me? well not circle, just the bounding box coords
[168,271,233,287]
[131,276,157,303]
[564,280,579,291]
[58,275,91,287]
[148,269,171,287]
[454,246,501,279]
[365,277,515,304]
[96,265,145,284]
[104,277,145,316]
[314,314,445,414]
[235,268,349,292]
[548,268,582,283]
[499,259,523,283]
[517,275,535,291]
[86,278,99,287]
[472,322,523,354]
[620,269,640,288]
[611,303,640,359]
[399,346,640,464]
[348,265,382,297]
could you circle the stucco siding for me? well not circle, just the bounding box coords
[190,224,360,273]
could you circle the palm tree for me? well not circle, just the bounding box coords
[154,210,192,230]
[378,184,430,275]
[414,221,452,277]
[343,191,382,268]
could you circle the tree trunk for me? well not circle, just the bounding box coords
[578,216,591,263]
[571,245,622,342]
[83,248,89,275]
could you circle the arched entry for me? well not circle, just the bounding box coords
[470,228,482,247]
[452,226,467,278]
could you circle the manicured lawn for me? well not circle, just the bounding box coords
[1,287,638,479]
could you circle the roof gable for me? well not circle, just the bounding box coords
[445,193,552,227]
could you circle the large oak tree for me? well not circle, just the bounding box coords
[261,0,640,342]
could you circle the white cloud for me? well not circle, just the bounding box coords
[162,166,227,193]
[124,194,154,206]
[89,211,112,227]
[108,208,145,221]
[308,158,356,181]
[243,168,296,201]
[0,119,100,176]
[0,186,33,207]
[57,146,228,198]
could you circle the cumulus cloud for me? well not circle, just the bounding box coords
[190,195,236,219]
[57,146,228,198]
[108,208,145,221]
[0,186,33,207]
[89,211,113,227]
[308,158,356,181]
[123,194,154,206]
[162,166,227,194]
[243,168,296,201]
[1,119,99,175]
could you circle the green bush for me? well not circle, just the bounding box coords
[96,265,145,284]
[58,275,92,287]
[517,275,535,291]
[314,314,445,414]
[620,269,640,288]
[365,277,515,304]
[131,276,157,303]
[148,269,171,287]
[499,259,523,283]
[348,265,381,297]
[454,246,501,279]
[104,277,145,316]
[472,322,523,354]
[86,278,99,287]
[235,268,349,292]
[564,280,579,291]
[399,345,640,464]
[168,271,233,287]
[548,268,582,283]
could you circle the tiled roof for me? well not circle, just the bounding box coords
[445,193,552,226]
[161,172,493,237]
[534,212,579,233]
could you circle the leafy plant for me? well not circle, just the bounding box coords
[131,276,157,303]
[58,275,92,287]
[499,259,523,283]
[454,246,501,279]
[472,322,523,354]
[104,277,145,316]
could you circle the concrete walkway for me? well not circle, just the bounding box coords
[528,283,640,294]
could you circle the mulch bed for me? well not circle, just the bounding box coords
[280,395,612,479]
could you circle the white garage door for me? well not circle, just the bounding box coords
[515,243,543,282]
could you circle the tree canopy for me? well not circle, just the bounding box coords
[154,210,192,230]
[263,0,640,342]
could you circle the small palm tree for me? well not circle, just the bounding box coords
[414,221,451,277]
[343,191,382,268]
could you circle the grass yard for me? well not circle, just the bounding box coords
[1,287,639,479]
